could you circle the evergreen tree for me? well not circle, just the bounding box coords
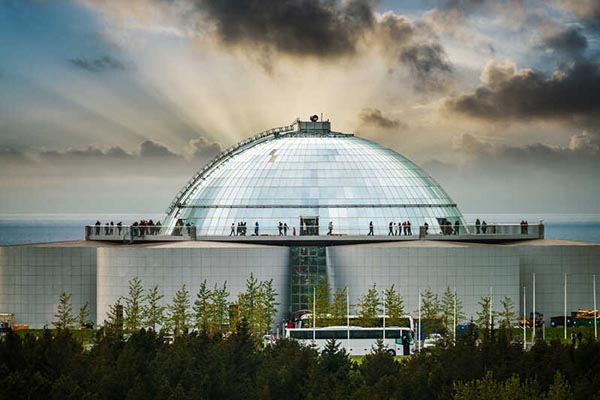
[169,285,191,335]
[257,278,279,334]
[78,302,90,330]
[106,296,124,331]
[307,275,331,327]
[143,285,165,331]
[330,287,348,326]
[124,276,144,332]
[357,284,381,327]
[440,286,465,335]
[210,281,229,333]
[476,295,495,335]
[420,288,442,336]
[236,273,262,333]
[384,284,405,327]
[420,288,441,320]
[53,292,75,330]
[193,279,211,332]
[497,296,516,338]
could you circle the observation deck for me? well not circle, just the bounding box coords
[85,223,544,245]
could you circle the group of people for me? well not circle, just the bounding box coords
[133,219,163,236]
[93,219,164,237]
[387,220,413,236]
[440,220,461,235]
[474,219,488,234]
[278,221,290,236]
[230,222,250,236]
[94,221,123,236]
[520,220,529,234]
[571,331,583,348]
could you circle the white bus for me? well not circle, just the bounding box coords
[284,326,415,356]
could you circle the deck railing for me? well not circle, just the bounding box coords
[85,223,542,242]
[85,224,196,242]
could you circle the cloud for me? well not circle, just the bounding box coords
[536,26,587,57]
[558,0,600,28]
[81,0,453,92]
[400,42,452,91]
[186,137,222,160]
[138,140,178,157]
[444,59,600,122]
[451,130,600,162]
[196,0,374,58]
[568,130,600,153]
[359,108,403,129]
[68,56,126,73]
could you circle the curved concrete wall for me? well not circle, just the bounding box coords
[327,243,521,321]
[0,246,96,328]
[96,244,290,329]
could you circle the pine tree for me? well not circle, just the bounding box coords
[420,288,441,336]
[124,276,144,332]
[193,279,211,332]
[257,278,279,333]
[498,296,516,331]
[330,287,348,326]
[143,285,165,331]
[307,275,331,327]
[476,295,495,335]
[78,302,90,330]
[357,284,381,327]
[237,273,262,334]
[53,292,75,330]
[384,284,405,327]
[210,281,230,333]
[420,288,441,320]
[440,287,465,335]
[169,285,191,335]
[106,297,124,331]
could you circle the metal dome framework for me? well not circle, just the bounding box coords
[164,120,465,235]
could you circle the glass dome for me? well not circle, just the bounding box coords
[164,120,465,235]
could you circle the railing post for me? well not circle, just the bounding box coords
[191,226,197,240]
[419,226,426,240]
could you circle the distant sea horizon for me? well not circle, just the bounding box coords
[0,213,599,246]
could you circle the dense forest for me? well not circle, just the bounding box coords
[1,324,599,400]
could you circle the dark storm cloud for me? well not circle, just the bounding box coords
[359,108,403,129]
[68,56,126,73]
[445,60,600,121]
[196,0,375,58]
[400,42,452,91]
[559,0,600,29]
[538,26,588,57]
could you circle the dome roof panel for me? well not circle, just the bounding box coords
[165,121,465,235]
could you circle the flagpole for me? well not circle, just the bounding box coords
[523,286,526,350]
[453,287,457,345]
[346,288,350,352]
[418,291,421,352]
[594,274,597,340]
[489,287,493,332]
[313,286,316,342]
[564,273,567,340]
[382,291,386,341]
[532,272,536,343]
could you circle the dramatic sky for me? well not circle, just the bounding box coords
[1,0,599,215]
